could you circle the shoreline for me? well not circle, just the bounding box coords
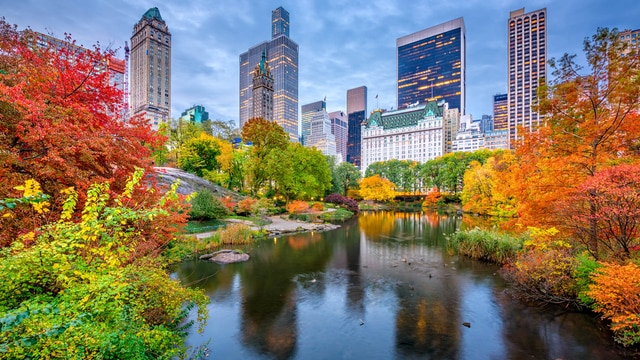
[193,215,341,239]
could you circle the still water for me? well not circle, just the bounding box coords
[175,211,625,359]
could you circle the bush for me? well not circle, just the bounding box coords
[236,198,258,216]
[189,190,229,220]
[587,262,640,347]
[286,200,309,214]
[311,202,324,211]
[220,196,236,213]
[320,208,353,221]
[574,252,602,307]
[325,193,359,213]
[447,228,523,265]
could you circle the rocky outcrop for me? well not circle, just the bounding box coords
[200,250,250,264]
[152,167,245,202]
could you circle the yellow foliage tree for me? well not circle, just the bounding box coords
[359,175,395,202]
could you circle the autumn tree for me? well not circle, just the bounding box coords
[241,117,289,195]
[177,133,223,177]
[0,20,164,244]
[332,161,361,196]
[461,151,517,217]
[512,28,640,258]
[360,175,395,202]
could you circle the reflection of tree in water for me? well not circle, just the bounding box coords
[358,211,398,239]
[173,258,239,300]
[239,232,336,359]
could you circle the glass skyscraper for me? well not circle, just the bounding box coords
[346,86,367,169]
[396,18,465,115]
[493,93,508,131]
[239,7,299,142]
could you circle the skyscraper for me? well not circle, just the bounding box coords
[252,50,274,121]
[301,100,325,145]
[397,18,465,114]
[239,7,299,142]
[329,111,348,162]
[507,8,547,148]
[180,105,209,124]
[346,86,367,169]
[493,93,508,131]
[130,7,171,129]
[302,100,337,157]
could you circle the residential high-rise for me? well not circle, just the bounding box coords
[239,7,299,142]
[619,29,640,55]
[507,8,547,148]
[329,111,348,162]
[130,7,171,129]
[346,86,367,169]
[493,94,508,131]
[397,18,466,114]
[252,50,274,121]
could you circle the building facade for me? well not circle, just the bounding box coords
[302,101,337,157]
[507,8,547,148]
[492,93,508,131]
[130,7,171,129]
[346,86,367,168]
[180,105,209,123]
[239,7,299,142]
[361,100,457,173]
[397,18,465,114]
[301,100,325,145]
[619,29,640,55]
[329,111,348,162]
[251,50,274,121]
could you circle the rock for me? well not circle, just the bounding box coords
[201,249,250,264]
[153,167,245,201]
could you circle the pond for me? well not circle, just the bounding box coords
[174,211,627,359]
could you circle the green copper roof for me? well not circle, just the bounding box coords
[364,100,443,130]
[259,49,268,74]
[142,7,163,21]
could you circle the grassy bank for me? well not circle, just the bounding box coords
[447,228,523,265]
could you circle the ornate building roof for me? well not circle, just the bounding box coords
[364,100,443,130]
[142,7,163,21]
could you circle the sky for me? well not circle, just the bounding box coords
[2,0,639,126]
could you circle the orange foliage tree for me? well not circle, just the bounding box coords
[587,262,640,346]
[0,20,166,245]
[509,28,640,258]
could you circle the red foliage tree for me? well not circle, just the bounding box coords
[0,20,166,245]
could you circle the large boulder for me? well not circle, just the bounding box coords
[152,167,245,202]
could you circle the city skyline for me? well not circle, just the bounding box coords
[3,0,639,125]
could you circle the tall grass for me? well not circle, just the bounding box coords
[164,224,255,263]
[447,228,523,265]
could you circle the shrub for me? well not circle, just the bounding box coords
[220,196,236,213]
[574,252,602,307]
[286,200,309,214]
[321,208,353,221]
[311,202,324,212]
[236,198,258,216]
[189,190,229,220]
[325,193,359,213]
[587,262,640,347]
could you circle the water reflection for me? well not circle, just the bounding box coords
[176,211,626,360]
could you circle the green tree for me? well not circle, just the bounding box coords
[332,161,361,196]
[272,143,332,201]
[202,119,241,141]
[241,117,289,195]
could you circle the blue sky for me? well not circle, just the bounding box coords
[2,0,639,125]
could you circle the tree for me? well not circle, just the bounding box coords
[564,164,640,259]
[512,28,640,258]
[241,117,289,195]
[162,118,201,165]
[359,175,395,202]
[272,143,332,202]
[202,119,241,141]
[0,21,164,245]
[461,151,517,217]
[332,162,361,196]
[177,133,223,177]
[215,140,246,191]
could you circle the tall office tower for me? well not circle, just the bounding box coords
[507,8,547,148]
[301,100,325,145]
[397,18,465,114]
[252,50,274,121]
[329,111,348,162]
[302,101,337,157]
[239,7,299,142]
[493,94,508,131]
[130,7,171,129]
[619,29,640,55]
[346,86,367,169]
